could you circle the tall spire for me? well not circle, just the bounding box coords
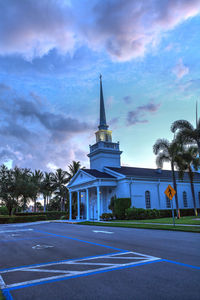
[98,74,108,130]
[196,100,198,128]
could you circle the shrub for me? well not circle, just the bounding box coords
[108,195,116,214]
[125,207,160,220]
[100,213,113,221]
[0,215,47,224]
[0,206,9,215]
[114,198,131,219]
[15,211,68,220]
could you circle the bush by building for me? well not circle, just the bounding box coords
[126,207,160,220]
[100,213,113,221]
[114,198,131,219]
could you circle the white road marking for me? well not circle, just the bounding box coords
[0,229,33,234]
[32,244,54,250]
[0,275,6,289]
[0,251,161,289]
[93,230,114,234]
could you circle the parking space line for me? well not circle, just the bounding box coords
[34,229,126,251]
[163,259,200,270]
[0,229,33,234]
[3,259,163,291]
[0,251,125,273]
[2,289,13,300]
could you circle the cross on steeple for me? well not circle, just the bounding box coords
[99,74,108,130]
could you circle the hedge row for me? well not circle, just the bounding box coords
[15,211,68,220]
[100,208,199,221]
[100,213,113,221]
[126,208,160,220]
[0,215,47,224]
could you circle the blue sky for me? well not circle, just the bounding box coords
[0,0,200,171]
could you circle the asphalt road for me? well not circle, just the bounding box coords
[0,222,199,300]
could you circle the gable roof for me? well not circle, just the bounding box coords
[83,169,116,179]
[106,166,200,182]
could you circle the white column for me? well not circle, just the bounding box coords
[97,186,100,221]
[77,191,80,220]
[86,189,89,221]
[69,192,72,220]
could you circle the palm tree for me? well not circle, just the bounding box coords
[19,168,33,211]
[153,139,182,218]
[31,170,43,212]
[51,168,68,211]
[67,161,83,217]
[41,172,53,212]
[171,118,200,154]
[0,165,16,215]
[176,146,200,216]
[67,161,82,180]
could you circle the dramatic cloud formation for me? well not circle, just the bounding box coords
[172,58,189,79]
[127,101,161,125]
[0,84,93,170]
[0,0,75,60]
[0,0,200,61]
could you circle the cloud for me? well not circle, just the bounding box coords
[123,96,132,104]
[0,84,93,170]
[127,101,161,125]
[0,0,200,61]
[0,0,75,60]
[172,58,189,79]
[77,0,200,61]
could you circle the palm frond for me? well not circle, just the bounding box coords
[171,120,194,133]
[153,139,170,154]
[156,153,170,168]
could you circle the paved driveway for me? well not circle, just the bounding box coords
[0,222,199,300]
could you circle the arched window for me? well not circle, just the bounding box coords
[198,192,200,206]
[183,191,188,208]
[166,196,171,208]
[145,191,151,209]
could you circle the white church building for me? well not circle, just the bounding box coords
[67,76,200,221]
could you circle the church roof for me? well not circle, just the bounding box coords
[83,169,116,179]
[106,166,200,182]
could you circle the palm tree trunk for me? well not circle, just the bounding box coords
[188,166,197,216]
[44,196,46,212]
[34,198,36,212]
[171,162,180,218]
[197,140,200,156]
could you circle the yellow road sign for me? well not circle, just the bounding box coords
[164,185,176,200]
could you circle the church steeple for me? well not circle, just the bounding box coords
[99,74,108,130]
[88,75,122,171]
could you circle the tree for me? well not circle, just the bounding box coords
[51,169,68,211]
[67,161,82,180]
[18,168,33,211]
[41,172,53,212]
[67,161,82,216]
[153,139,182,218]
[171,118,200,154]
[30,170,43,212]
[0,165,16,215]
[176,146,200,216]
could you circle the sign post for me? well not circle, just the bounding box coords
[164,184,176,227]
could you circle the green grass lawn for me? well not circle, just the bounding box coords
[77,217,200,233]
[112,216,200,225]
[0,290,5,300]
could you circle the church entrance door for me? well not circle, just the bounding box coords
[90,199,97,220]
